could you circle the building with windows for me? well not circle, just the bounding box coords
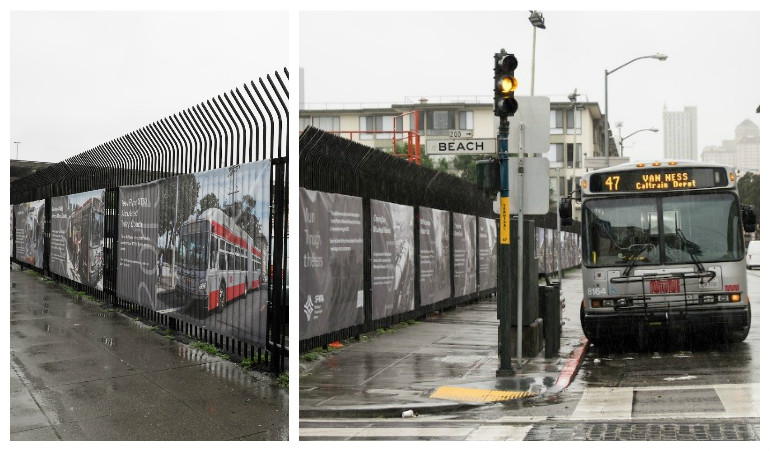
[701,119,760,174]
[300,97,616,220]
[663,105,698,161]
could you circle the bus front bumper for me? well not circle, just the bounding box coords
[583,305,750,332]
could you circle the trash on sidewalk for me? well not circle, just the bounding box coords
[401,409,416,418]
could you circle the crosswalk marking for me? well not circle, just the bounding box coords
[301,426,473,439]
[572,387,634,419]
[466,425,533,441]
[299,424,534,440]
[570,383,759,420]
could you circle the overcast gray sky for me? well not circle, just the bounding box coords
[299,10,760,162]
[10,10,289,163]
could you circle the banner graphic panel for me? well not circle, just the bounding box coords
[418,207,451,306]
[14,199,45,269]
[299,188,364,339]
[50,189,105,289]
[478,217,497,291]
[116,160,271,347]
[453,213,477,297]
[371,200,415,320]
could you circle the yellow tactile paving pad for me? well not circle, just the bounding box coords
[430,386,535,403]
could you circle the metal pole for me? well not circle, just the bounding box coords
[497,115,513,376]
[13,141,20,159]
[604,70,609,168]
[530,28,537,97]
[517,123,525,368]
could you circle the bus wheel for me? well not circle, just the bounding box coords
[580,303,600,345]
[218,281,226,312]
[727,304,751,343]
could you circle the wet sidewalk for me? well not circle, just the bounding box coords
[300,270,588,418]
[10,266,288,440]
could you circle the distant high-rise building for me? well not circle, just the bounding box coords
[734,119,760,173]
[663,105,698,161]
[700,119,759,174]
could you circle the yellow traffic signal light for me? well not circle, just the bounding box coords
[494,50,519,117]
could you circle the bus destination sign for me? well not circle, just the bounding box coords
[589,167,728,193]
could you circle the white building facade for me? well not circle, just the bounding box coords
[300,97,613,220]
[663,105,698,161]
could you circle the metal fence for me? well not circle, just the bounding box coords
[11,69,289,375]
[300,127,489,351]
[299,127,582,352]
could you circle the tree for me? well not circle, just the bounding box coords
[737,172,760,223]
[437,158,450,173]
[198,193,220,214]
[158,174,199,252]
[452,155,487,184]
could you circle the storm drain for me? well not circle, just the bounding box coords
[430,386,535,403]
[525,421,759,441]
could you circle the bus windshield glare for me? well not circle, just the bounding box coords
[178,232,209,269]
[583,192,743,267]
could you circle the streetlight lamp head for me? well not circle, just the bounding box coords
[651,128,659,132]
[529,10,546,29]
[654,53,668,61]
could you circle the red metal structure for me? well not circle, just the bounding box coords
[392,110,421,165]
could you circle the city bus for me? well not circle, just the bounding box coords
[68,197,104,285]
[559,160,757,345]
[176,208,263,312]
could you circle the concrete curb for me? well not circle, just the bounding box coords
[300,401,482,419]
[549,337,589,394]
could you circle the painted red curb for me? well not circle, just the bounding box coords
[554,337,589,390]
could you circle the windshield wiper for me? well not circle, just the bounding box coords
[675,227,708,276]
[622,243,654,276]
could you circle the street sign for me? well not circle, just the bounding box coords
[493,157,550,215]
[448,129,473,138]
[505,96,550,155]
[426,139,496,155]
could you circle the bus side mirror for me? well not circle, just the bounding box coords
[559,197,573,226]
[742,205,757,233]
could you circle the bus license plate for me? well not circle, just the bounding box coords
[649,279,681,294]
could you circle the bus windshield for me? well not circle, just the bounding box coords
[583,192,743,267]
[178,232,209,270]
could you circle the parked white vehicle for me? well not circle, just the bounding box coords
[746,241,760,269]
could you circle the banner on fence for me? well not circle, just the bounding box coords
[418,207,451,306]
[299,188,365,339]
[117,160,271,347]
[50,189,105,289]
[478,217,497,291]
[14,200,45,269]
[371,199,415,320]
[453,213,477,296]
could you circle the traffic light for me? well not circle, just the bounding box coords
[494,50,519,117]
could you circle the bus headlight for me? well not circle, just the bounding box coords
[198,281,207,291]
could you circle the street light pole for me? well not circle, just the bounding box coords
[13,141,20,160]
[528,11,546,97]
[619,127,659,157]
[603,53,668,167]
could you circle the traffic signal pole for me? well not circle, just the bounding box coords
[493,49,519,377]
[497,116,513,376]
[516,123,525,368]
